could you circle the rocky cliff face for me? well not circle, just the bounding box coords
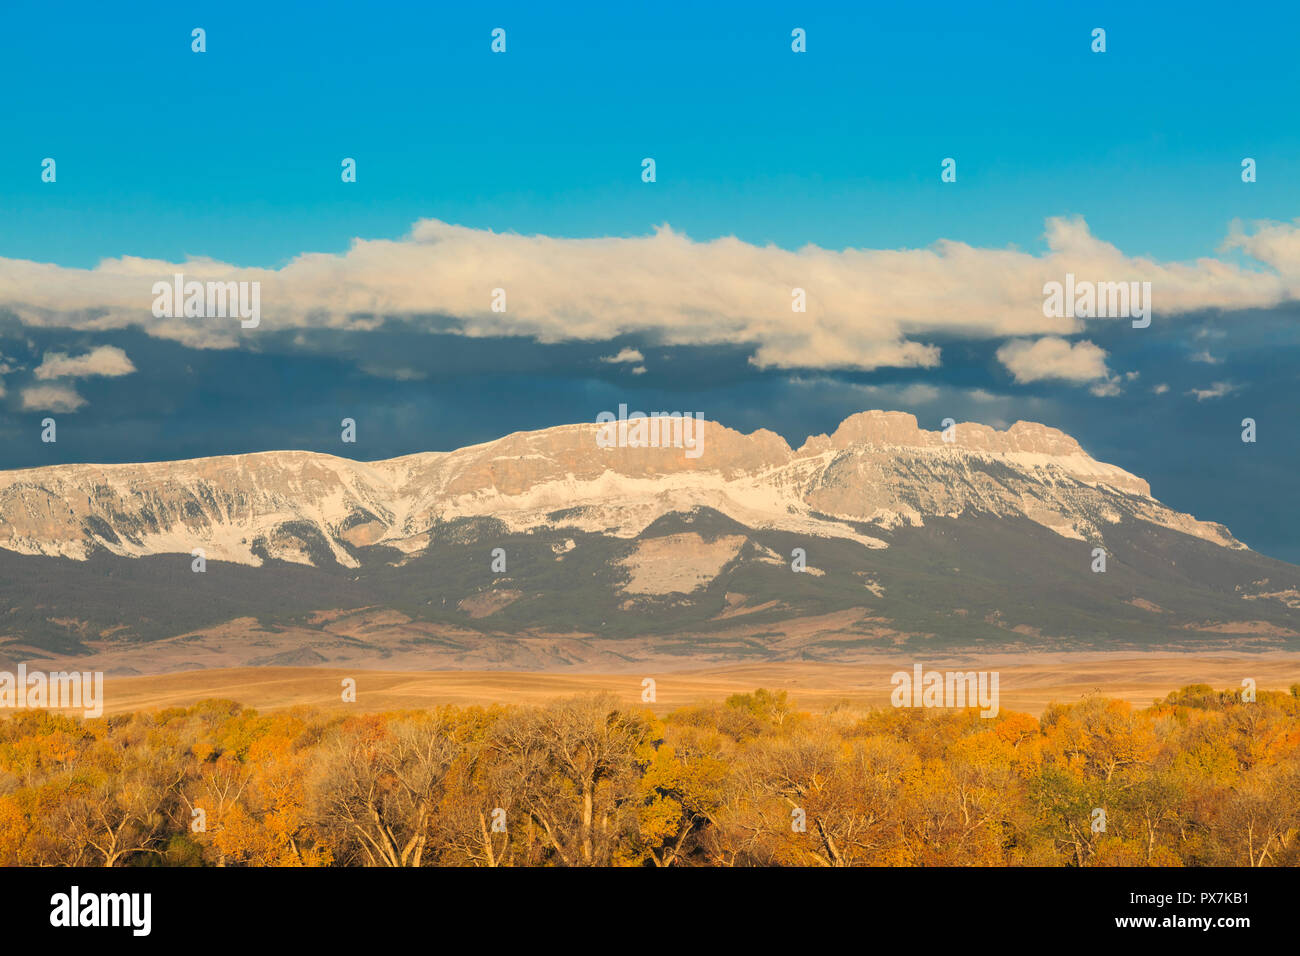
[0,410,1241,568]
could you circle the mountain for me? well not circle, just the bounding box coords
[0,410,1296,671]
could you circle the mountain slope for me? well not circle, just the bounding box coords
[0,410,1295,666]
[0,411,1242,565]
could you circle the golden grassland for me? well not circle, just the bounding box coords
[86,653,1300,716]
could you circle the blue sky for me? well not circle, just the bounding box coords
[5,0,1299,265]
[1,0,1298,561]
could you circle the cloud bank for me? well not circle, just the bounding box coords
[3,216,1299,382]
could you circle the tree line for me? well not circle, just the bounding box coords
[0,684,1297,866]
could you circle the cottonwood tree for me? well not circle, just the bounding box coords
[633,722,728,867]
[489,695,648,866]
[737,730,911,866]
[1218,759,1300,866]
[310,714,458,866]
[57,734,189,866]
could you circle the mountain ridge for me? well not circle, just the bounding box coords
[1,408,1294,667]
[0,410,1242,569]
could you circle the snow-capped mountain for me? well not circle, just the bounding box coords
[0,410,1243,567]
[0,410,1295,666]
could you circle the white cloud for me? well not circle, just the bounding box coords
[3,216,1300,372]
[600,348,644,364]
[1152,383,1170,394]
[34,345,135,380]
[1187,381,1239,401]
[1190,350,1221,364]
[997,337,1111,384]
[21,384,86,412]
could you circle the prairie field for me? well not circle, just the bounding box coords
[83,652,1300,716]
